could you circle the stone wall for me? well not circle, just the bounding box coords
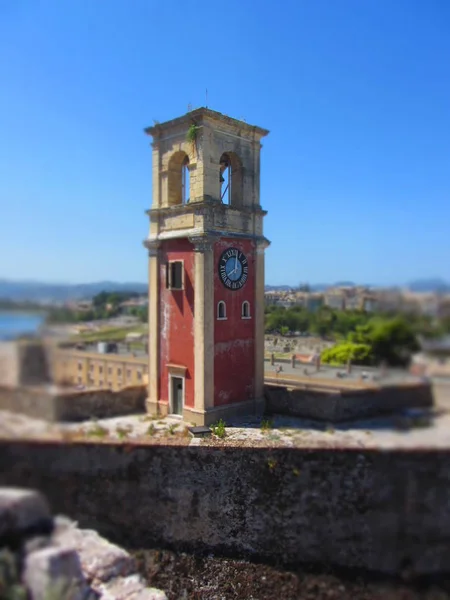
[0,442,449,576]
[0,486,166,599]
[264,382,434,422]
[0,342,19,388]
[0,340,50,389]
[0,385,147,422]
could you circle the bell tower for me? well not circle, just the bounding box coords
[143,108,269,425]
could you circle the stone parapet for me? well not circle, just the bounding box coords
[264,382,434,422]
[0,385,147,423]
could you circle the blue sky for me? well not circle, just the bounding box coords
[1,0,449,286]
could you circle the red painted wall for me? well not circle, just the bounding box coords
[158,238,195,408]
[213,238,256,406]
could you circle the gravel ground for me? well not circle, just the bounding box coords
[133,549,450,600]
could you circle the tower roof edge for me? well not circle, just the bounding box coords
[144,107,269,139]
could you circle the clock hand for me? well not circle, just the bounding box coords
[235,255,238,272]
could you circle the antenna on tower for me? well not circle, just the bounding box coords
[187,103,192,112]
[205,88,208,108]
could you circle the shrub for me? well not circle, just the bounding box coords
[261,418,273,432]
[87,424,108,438]
[321,342,373,366]
[211,419,226,439]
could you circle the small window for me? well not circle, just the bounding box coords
[242,301,251,319]
[217,301,227,320]
[127,369,132,380]
[137,370,142,381]
[78,362,82,371]
[117,368,122,376]
[89,364,94,372]
[167,261,183,290]
[108,367,112,375]
[99,366,103,374]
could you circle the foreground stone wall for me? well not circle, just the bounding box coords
[0,487,166,599]
[0,385,146,422]
[0,442,449,576]
[265,382,434,422]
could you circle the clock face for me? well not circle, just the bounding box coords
[218,247,248,290]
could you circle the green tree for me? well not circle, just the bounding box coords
[321,342,373,366]
[347,316,419,366]
[369,317,419,366]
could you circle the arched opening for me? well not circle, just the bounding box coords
[182,155,190,204]
[217,301,227,320]
[242,301,251,319]
[219,152,243,207]
[168,151,190,206]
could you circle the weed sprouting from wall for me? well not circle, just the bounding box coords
[267,458,277,471]
[87,424,108,438]
[186,123,199,144]
[261,419,274,432]
[211,419,226,439]
[116,426,130,440]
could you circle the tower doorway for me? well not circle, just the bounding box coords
[170,375,184,415]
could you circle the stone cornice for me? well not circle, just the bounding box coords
[142,240,161,257]
[145,231,270,246]
[145,202,267,219]
[189,235,216,253]
[256,238,271,253]
[144,107,269,140]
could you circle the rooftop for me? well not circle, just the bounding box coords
[145,107,270,139]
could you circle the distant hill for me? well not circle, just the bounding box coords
[1,276,448,303]
[264,285,295,292]
[0,279,147,303]
[407,278,450,293]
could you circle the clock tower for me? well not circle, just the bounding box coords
[143,108,269,425]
